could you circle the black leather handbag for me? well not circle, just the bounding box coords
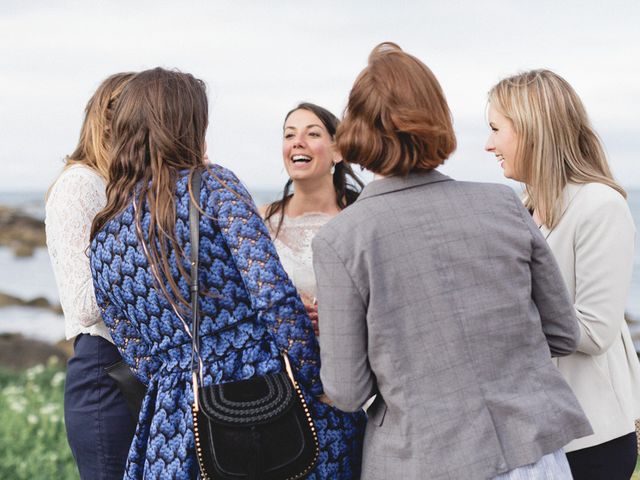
[104,359,146,419]
[188,169,319,480]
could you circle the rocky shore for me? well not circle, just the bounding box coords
[0,204,68,368]
[0,291,62,314]
[0,333,72,370]
[0,205,45,257]
[0,289,66,369]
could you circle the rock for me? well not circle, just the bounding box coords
[0,291,22,307]
[0,291,62,314]
[25,296,53,309]
[0,333,69,370]
[13,243,35,257]
[0,205,46,257]
[55,338,75,359]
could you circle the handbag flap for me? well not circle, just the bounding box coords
[199,372,296,426]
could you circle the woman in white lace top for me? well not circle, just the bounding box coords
[262,103,363,334]
[45,72,136,480]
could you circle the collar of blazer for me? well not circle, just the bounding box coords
[539,182,584,239]
[357,169,453,202]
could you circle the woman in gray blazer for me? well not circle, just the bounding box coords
[486,69,640,479]
[312,43,592,479]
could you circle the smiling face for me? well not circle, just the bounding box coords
[283,108,340,182]
[485,103,522,182]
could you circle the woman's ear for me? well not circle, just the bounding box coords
[331,143,343,164]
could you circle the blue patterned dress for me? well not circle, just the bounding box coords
[90,165,365,480]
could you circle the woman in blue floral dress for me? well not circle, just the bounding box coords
[89,68,365,479]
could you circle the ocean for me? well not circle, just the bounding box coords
[1,188,639,344]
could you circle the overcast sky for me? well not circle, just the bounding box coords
[1,0,639,194]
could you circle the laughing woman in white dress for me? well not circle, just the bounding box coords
[261,103,364,334]
[45,72,136,480]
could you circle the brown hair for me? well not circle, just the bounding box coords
[47,72,135,198]
[91,67,210,311]
[264,102,364,238]
[488,69,625,229]
[337,42,456,176]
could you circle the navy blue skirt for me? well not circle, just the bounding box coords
[64,334,136,480]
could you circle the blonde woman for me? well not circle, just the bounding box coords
[486,69,640,479]
[45,72,135,479]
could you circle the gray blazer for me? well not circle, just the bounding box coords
[312,170,592,480]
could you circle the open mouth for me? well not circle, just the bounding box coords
[292,155,312,164]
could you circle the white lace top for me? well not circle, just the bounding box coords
[265,212,332,304]
[45,164,113,343]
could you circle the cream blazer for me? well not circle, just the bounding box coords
[542,182,640,452]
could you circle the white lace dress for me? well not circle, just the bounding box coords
[45,164,112,342]
[265,212,332,304]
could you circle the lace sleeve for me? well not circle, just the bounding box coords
[45,168,105,327]
[204,168,322,395]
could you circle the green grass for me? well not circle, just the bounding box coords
[0,358,78,479]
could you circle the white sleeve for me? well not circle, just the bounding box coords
[45,169,106,327]
[574,192,635,355]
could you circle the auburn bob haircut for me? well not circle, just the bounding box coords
[337,42,456,176]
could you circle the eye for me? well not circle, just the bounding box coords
[308,131,321,138]
[490,126,498,132]
[284,133,294,140]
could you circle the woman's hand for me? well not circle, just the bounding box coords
[304,303,319,337]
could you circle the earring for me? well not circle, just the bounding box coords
[330,162,336,175]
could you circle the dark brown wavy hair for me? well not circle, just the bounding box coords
[91,67,210,311]
[337,42,456,176]
[264,102,364,238]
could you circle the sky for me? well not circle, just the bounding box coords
[1,0,639,194]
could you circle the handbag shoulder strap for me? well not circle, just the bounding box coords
[187,167,296,404]
[189,168,203,408]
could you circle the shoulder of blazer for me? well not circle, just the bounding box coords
[545,182,633,236]
[566,182,630,218]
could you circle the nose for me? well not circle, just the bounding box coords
[292,134,306,149]
[485,136,495,153]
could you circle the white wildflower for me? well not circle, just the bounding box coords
[26,364,45,380]
[47,356,60,367]
[40,403,57,416]
[50,371,66,388]
[27,414,38,425]
[9,400,26,413]
[3,384,23,398]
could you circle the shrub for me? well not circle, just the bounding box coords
[0,357,78,479]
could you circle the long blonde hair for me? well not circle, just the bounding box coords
[488,69,625,229]
[47,72,135,198]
